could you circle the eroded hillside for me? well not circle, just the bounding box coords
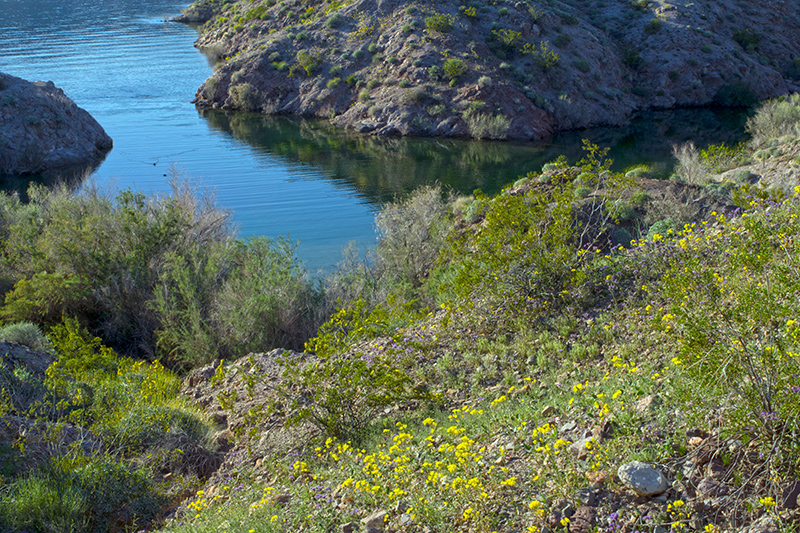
[178,0,800,140]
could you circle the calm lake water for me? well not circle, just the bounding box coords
[0,0,749,270]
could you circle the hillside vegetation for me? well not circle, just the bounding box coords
[1,96,800,532]
[179,0,800,140]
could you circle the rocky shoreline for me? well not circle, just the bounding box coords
[0,72,112,176]
[178,0,800,141]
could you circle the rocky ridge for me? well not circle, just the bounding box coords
[178,0,800,140]
[0,72,112,176]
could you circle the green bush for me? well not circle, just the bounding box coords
[278,299,433,440]
[296,50,322,75]
[0,180,323,369]
[746,93,800,146]
[644,18,662,34]
[375,186,451,294]
[522,40,560,70]
[443,58,468,80]
[0,321,53,351]
[229,82,260,111]
[325,12,342,28]
[733,28,760,50]
[154,237,321,368]
[438,142,631,308]
[425,13,454,33]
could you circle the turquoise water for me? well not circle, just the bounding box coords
[0,0,749,270]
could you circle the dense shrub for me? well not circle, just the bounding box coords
[443,58,468,80]
[0,177,323,368]
[746,93,800,146]
[424,13,454,33]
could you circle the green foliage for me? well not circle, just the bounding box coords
[462,109,512,140]
[522,40,560,70]
[296,50,322,75]
[45,319,209,452]
[698,142,749,173]
[0,321,53,351]
[644,18,662,35]
[746,93,800,147]
[733,28,760,50]
[0,180,322,368]
[437,142,631,310]
[374,186,451,296]
[424,13,454,33]
[154,237,321,369]
[229,82,260,111]
[442,58,468,80]
[489,29,522,58]
[280,299,433,439]
[0,454,163,533]
[659,199,800,468]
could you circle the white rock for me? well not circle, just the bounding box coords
[617,461,668,496]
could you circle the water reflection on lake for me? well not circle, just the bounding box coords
[201,106,750,203]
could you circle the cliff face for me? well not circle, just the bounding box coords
[180,0,800,141]
[0,73,112,176]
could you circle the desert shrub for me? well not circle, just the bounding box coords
[0,182,229,356]
[427,64,442,80]
[573,58,591,73]
[554,33,572,48]
[296,49,322,75]
[374,186,451,294]
[462,112,511,140]
[671,141,709,185]
[488,28,522,58]
[522,40,560,70]
[366,78,380,90]
[573,187,592,199]
[0,178,322,367]
[325,12,342,28]
[644,18,662,34]
[398,79,410,88]
[698,142,749,172]
[229,82,260,111]
[443,58,468,80]
[733,28,760,50]
[425,13,454,33]
[154,237,321,369]
[659,198,800,474]
[438,142,631,309]
[746,93,800,147]
[785,57,800,81]
[279,299,433,440]
[327,77,341,89]
[0,321,52,351]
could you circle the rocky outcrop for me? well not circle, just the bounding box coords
[181,0,800,141]
[0,72,112,175]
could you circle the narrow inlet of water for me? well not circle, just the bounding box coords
[0,0,750,270]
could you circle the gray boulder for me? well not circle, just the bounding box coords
[618,460,668,496]
[0,72,112,175]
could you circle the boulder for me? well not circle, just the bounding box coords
[0,72,112,175]
[617,461,668,496]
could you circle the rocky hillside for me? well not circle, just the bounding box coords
[178,0,800,140]
[0,72,112,175]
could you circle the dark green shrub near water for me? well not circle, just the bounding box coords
[0,175,324,370]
